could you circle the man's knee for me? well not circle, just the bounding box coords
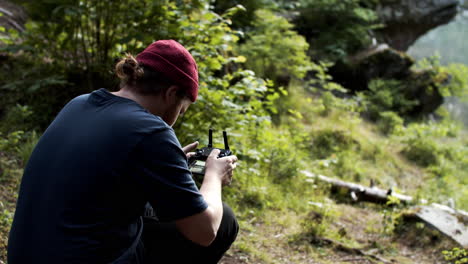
[221,203,238,243]
[197,203,238,263]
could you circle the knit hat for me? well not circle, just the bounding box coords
[136,40,199,102]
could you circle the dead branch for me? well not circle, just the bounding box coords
[302,171,413,204]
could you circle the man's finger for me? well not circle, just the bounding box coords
[186,152,196,159]
[208,149,221,158]
[182,141,199,154]
[230,155,238,163]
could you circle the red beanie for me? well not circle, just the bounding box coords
[136,40,199,102]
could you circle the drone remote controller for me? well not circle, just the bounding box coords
[188,129,232,176]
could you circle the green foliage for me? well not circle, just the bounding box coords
[238,9,314,87]
[300,205,337,238]
[0,104,34,134]
[294,0,379,60]
[1,1,256,131]
[0,131,26,182]
[257,128,305,183]
[399,121,468,210]
[17,131,39,166]
[172,5,279,151]
[0,17,20,46]
[213,0,272,28]
[12,0,191,72]
[380,196,402,235]
[0,131,24,154]
[0,201,14,260]
[441,63,468,101]
[401,137,439,167]
[401,121,463,168]
[0,203,13,230]
[442,248,468,264]
[0,129,39,181]
[359,79,418,120]
[310,129,359,159]
[377,111,404,135]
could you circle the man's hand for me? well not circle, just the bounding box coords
[205,149,238,186]
[176,149,238,247]
[182,141,199,159]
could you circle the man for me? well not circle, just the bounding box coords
[8,40,239,263]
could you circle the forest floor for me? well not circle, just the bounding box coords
[0,177,18,262]
[220,201,458,264]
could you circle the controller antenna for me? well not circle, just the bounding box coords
[208,128,213,148]
[223,130,230,150]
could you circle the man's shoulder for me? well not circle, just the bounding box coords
[126,108,172,134]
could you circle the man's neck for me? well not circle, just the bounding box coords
[112,87,163,116]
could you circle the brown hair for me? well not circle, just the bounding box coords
[115,54,186,97]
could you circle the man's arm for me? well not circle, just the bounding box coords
[175,149,237,246]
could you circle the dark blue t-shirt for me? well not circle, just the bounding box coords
[8,89,207,264]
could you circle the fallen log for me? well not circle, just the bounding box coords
[301,170,468,248]
[301,170,413,204]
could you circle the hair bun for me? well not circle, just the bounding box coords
[115,54,144,82]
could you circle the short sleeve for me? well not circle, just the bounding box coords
[131,128,207,221]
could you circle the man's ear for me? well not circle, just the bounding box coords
[163,85,180,102]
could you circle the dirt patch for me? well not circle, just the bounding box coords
[221,203,457,264]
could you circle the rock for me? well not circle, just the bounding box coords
[404,70,446,116]
[410,205,468,248]
[376,0,459,51]
[329,44,414,92]
[328,44,446,117]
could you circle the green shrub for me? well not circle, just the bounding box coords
[377,111,404,135]
[236,186,269,210]
[0,130,38,174]
[361,79,418,121]
[0,131,27,182]
[442,248,468,264]
[18,131,39,165]
[401,121,465,168]
[293,0,379,61]
[401,137,439,167]
[298,202,339,239]
[256,129,305,183]
[0,104,34,134]
[238,9,314,88]
[310,129,359,159]
[332,150,365,182]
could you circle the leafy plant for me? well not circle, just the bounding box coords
[381,196,402,235]
[0,104,33,134]
[293,0,380,61]
[238,9,314,88]
[441,63,468,101]
[377,111,404,135]
[13,0,190,73]
[171,5,280,152]
[310,129,359,159]
[360,79,418,121]
[442,248,468,264]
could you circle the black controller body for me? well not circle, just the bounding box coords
[190,147,232,161]
[188,130,232,176]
